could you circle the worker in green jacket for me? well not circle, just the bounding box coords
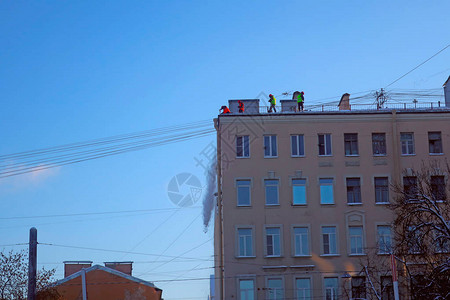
[297,91,305,111]
[268,94,277,113]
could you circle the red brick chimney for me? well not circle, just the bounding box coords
[104,261,133,276]
[63,261,92,277]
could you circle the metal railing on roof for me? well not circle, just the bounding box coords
[258,101,447,114]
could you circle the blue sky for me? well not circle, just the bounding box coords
[1,1,449,299]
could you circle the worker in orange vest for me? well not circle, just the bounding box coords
[220,105,231,114]
[238,100,244,113]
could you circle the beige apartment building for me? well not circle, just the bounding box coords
[213,81,450,299]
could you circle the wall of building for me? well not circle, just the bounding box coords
[215,111,450,299]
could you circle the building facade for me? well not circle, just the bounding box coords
[214,87,450,299]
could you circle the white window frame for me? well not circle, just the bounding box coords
[348,226,365,255]
[236,135,250,158]
[377,225,392,255]
[374,176,390,204]
[236,226,255,258]
[236,179,252,207]
[292,225,311,257]
[265,179,280,206]
[318,133,332,156]
[264,135,278,158]
[292,178,307,205]
[291,134,305,157]
[400,132,415,155]
[321,225,338,256]
[294,277,312,300]
[264,225,283,257]
[265,276,284,300]
[237,276,256,300]
[372,132,387,156]
[323,277,339,300]
[319,178,334,205]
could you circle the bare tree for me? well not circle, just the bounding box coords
[0,249,59,300]
[390,161,450,300]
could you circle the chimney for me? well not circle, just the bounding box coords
[104,261,133,276]
[338,93,351,110]
[443,76,450,107]
[63,261,92,277]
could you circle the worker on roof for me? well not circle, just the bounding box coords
[268,94,276,113]
[238,100,244,113]
[297,91,305,111]
[220,105,231,114]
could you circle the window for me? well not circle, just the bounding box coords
[349,226,364,254]
[292,179,307,205]
[375,177,389,203]
[237,228,253,257]
[238,278,255,300]
[428,131,443,154]
[236,180,251,206]
[265,179,279,205]
[236,135,250,158]
[407,226,423,254]
[264,135,278,157]
[403,176,418,200]
[265,227,281,256]
[351,276,366,299]
[346,178,361,204]
[295,278,311,300]
[322,226,337,255]
[435,221,450,253]
[320,178,334,204]
[344,133,359,156]
[266,277,284,300]
[431,175,446,201]
[400,133,415,155]
[318,134,332,156]
[377,225,392,254]
[372,133,387,155]
[291,135,305,157]
[293,227,310,256]
[381,276,394,300]
[324,277,338,300]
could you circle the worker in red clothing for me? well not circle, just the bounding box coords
[220,105,231,114]
[238,100,245,113]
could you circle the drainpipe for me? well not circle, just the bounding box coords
[81,269,87,300]
[214,118,224,300]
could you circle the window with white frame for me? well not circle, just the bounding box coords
[292,179,307,205]
[377,225,392,254]
[265,227,281,256]
[344,133,359,156]
[237,228,253,257]
[236,180,251,206]
[375,177,389,203]
[265,179,279,205]
[320,178,334,204]
[324,277,338,300]
[264,135,278,157]
[400,133,415,155]
[318,134,332,156]
[238,278,255,300]
[293,227,309,256]
[372,133,387,155]
[266,277,284,300]
[322,226,337,255]
[295,278,311,300]
[291,134,305,157]
[346,178,361,204]
[236,135,250,158]
[349,226,364,254]
[428,131,443,154]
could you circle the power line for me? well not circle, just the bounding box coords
[385,43,450,88]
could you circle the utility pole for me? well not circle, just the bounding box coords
[28,227,37,300]
[375,88,387,109]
